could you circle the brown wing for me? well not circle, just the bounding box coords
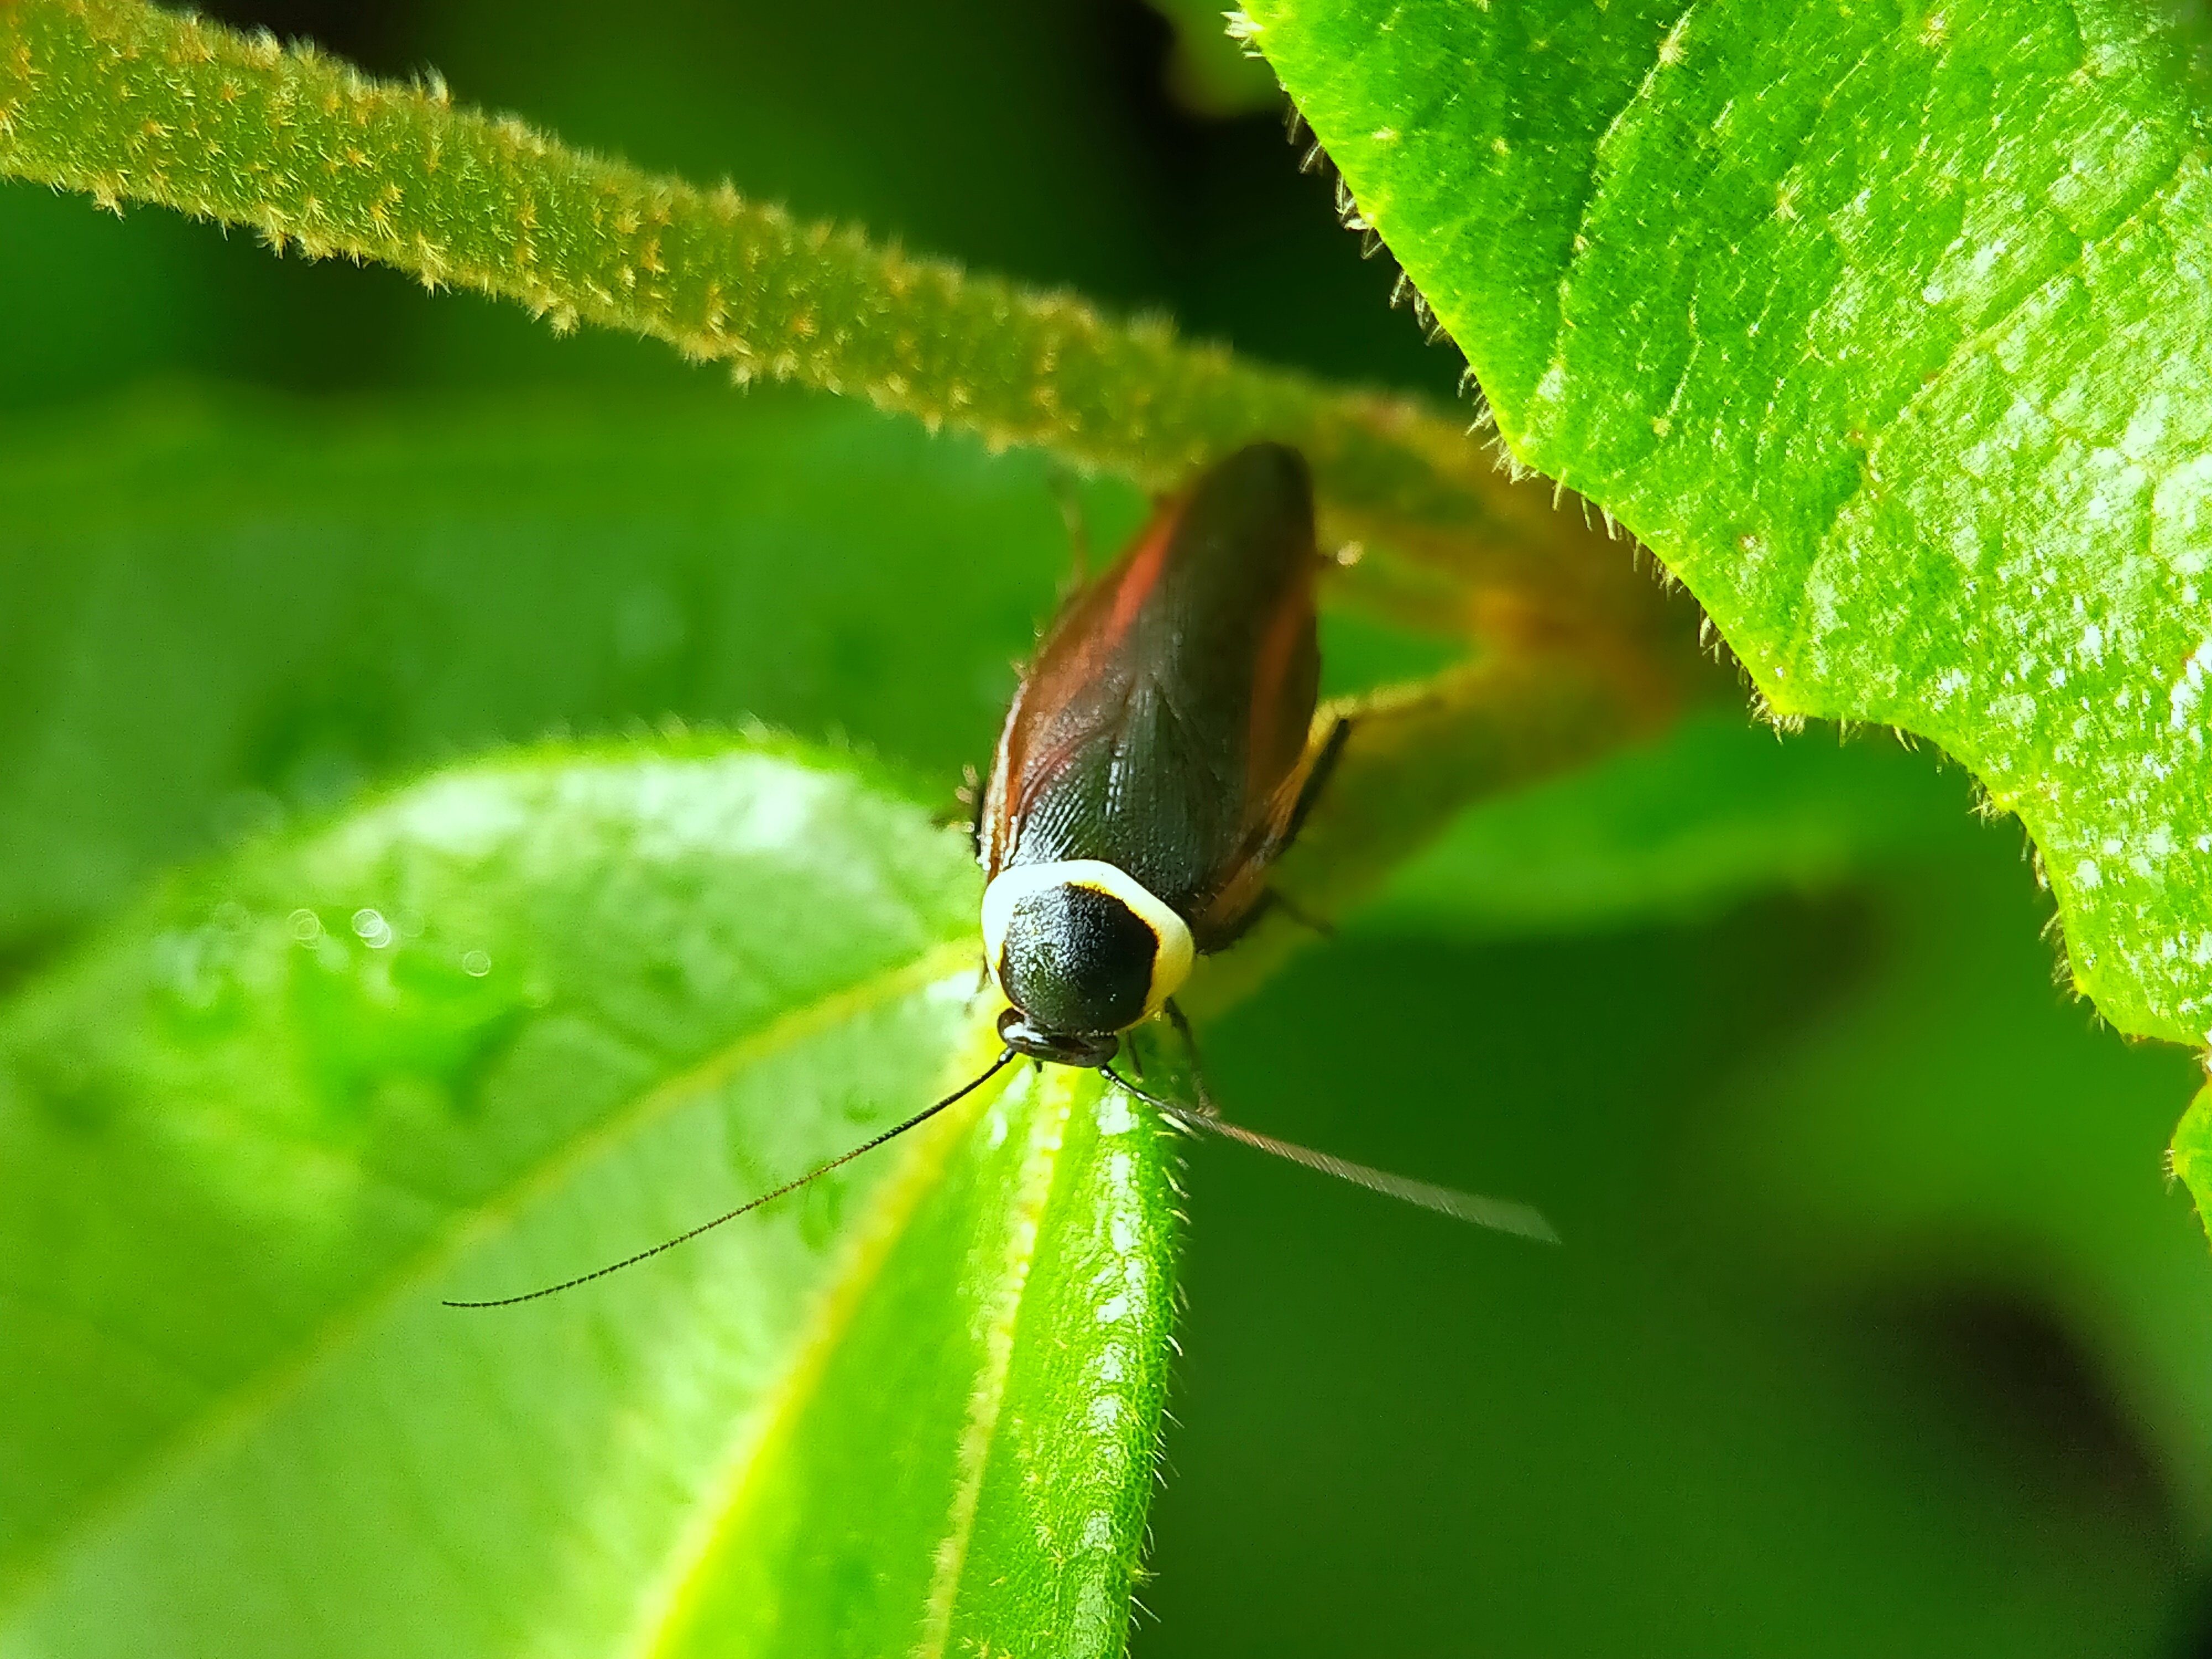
[979,444,1323,949]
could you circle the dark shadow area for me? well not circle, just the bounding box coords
[189,0,424,75]
[2174,1579,2212,1659]
[1137,873,2193,1659]
[1872,1286,2169,1524]
[1082,0,1462,397]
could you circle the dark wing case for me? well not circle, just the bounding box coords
[980,442,1323,948]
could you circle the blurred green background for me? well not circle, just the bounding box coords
[4,2,2209,1652]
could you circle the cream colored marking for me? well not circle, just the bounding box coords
[980,860,1195,1025]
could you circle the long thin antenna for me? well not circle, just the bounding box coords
[445,1048,1020,1308]
[1104,1066,1558,1244]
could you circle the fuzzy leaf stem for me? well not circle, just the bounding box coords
[0,0,1657,643]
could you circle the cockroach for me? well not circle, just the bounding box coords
[977,441,1338,1067]
[448,444,1548,1310]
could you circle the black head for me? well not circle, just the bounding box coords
[998,878,1156,1034]
[979,859,1197,1066]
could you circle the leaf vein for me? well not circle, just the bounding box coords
[912,1066,1077,1658]
[1535,0,1709,442]
[0,936,977,1622]
[1783,142,2198,688]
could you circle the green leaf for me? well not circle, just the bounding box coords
[1243,0,2212,1044]
[0,387,1140,961]
[1683,837,2212,1510]
[1150,817,2210,1654]
[0,385,1644,986]
[1361,710,1971,937]
[2172,1083,2212,1253]
[0,736,1177,1657]
[0,0,1656,633]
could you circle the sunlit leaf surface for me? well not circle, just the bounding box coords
[0,389,1140,962]
[1246,0,2212,1043]
[0,739,1176,1658]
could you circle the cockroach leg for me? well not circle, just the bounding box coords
[1286,716,1352,844]
[1270,889,1335,938]
[1165,998,1222,1118]
[961,761,984,858]
[1047,466,1092,589]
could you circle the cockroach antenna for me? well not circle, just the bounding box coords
[444,1050,1019,1308]
[1102,1063,1558,1244]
